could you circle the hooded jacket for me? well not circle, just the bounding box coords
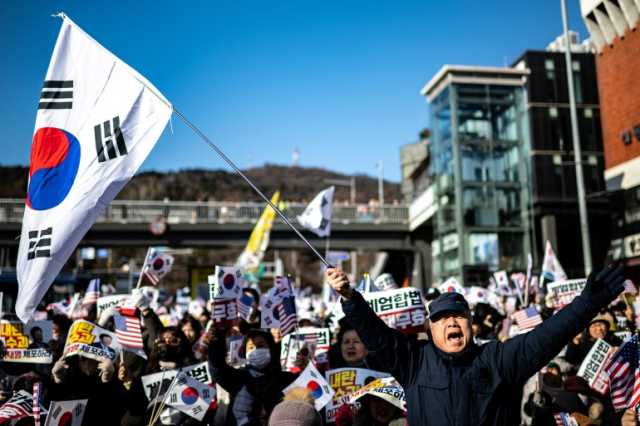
[341,289,608,426]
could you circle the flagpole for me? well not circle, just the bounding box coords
[171,108,331,268]
[135,248,152,290]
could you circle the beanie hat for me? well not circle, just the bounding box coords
[268,400,321,426]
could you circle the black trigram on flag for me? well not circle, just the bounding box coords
[39,80,73,110]
[27,227,52,260]
[95,116,127,162]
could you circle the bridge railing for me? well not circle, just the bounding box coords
[0,199,408,225]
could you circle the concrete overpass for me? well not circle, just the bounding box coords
[0,198,430,288]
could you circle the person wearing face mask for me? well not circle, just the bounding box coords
[327,266,627,426]
[208,328,297,425]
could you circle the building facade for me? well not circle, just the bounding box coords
[418,66,532,285]
[512,45,609,278]
[581,0,640,280]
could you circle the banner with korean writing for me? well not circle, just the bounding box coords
[141,362,215,406]
[349,376,406,411]
[547,279,587,309]
[0,320,53,364]
[212,298,238,329]
[324,368,388,422]
[280,327,330,370]
[577,338,613,394]
[96,294,129,316]
[333,287,425,333]
[63,320,121,362]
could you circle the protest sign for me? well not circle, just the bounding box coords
[141,362,215,405]
[349,376,406,411]
[333,288,425,334]
[166,371,214,421]
[280,327,330,370]
[212,298,238,329]
[0,320,53,364]
[44,399,87,426]
[547,279,587,309]
[577,338,613,394]
[96,295,129,316]
[63,320,121,362]
[324,368,389,422]
[284,362,334,410]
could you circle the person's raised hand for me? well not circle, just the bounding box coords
[51,358,70,384]
[98,358,115,383]
[582,265,625,309]
[621,407,637,426]
[325,268,353,300]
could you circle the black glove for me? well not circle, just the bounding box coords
[581,265,625,309]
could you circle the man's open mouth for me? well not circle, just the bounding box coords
[446,330,464,344]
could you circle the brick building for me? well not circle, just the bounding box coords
[581,0,640,279]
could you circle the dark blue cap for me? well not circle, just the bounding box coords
[428,292,470,320]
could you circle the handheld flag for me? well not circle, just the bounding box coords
[237,293,255,321]
[512,307,542,333]
[541,241,568,284]
[236,191,280,272]
[605,334,640,410]
[208,266,243,300]
[278,296,298,335]
[438,277,463,294]
[114,313,146,359]
[82,278,100,306]
[16,15,171,322]
[165,371,214,421]
[282,362,334,410]
[297,186,335,237]
[44,399,87,426]
[0,390,47,424]
[143,249,174,285]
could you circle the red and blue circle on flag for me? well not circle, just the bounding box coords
[306,380,323,399]
[27,127,80,211]
[181,387,199,405]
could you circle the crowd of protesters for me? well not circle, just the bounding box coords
[0,264,638,426]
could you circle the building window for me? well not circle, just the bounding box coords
[545,59,555,70]
[623,131,632,145]
[572,61,581,71]
[549,107,558,118]
[584,108,592,118]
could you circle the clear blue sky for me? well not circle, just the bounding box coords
[1,1,588,182]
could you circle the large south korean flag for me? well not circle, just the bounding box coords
[17,14,171,322]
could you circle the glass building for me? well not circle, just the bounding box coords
[421,66,532,285]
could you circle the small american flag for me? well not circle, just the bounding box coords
[278,296,297,335]
[143,265,160,285]
[237,293,254,321]
[82,278,100,306]
[114,313,144,349]
[513,307,542,332]
[32,382,41,426]
[605,334,640,410]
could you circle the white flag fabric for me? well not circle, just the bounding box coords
[297,186,334,237]
[16,15,171,322]
[438,277,464,294]
[165,371,214,421]
[541,240,568,283]
[208,266,243,300]
[44,399,87,426]
[283,362,334,410]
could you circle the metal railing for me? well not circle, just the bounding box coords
[0,199,409,225]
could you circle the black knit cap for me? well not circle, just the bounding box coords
[428,292,470,321]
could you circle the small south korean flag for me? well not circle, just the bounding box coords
[166,371,213,421]
[209,266,243,300]
[283,362,334,410]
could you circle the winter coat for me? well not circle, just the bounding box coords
[341,290,605,426]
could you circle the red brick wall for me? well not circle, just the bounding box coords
[596,28,640,170]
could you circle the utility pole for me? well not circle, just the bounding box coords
[561,0,592,275]
[376,161,384,218]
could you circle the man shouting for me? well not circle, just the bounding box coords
[326,266,625,426]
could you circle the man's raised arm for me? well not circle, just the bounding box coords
[498,266,625,384]
[326,268,421,386]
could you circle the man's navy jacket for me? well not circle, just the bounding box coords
[341,291,602,425]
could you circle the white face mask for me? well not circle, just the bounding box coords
[246,347,271,369]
